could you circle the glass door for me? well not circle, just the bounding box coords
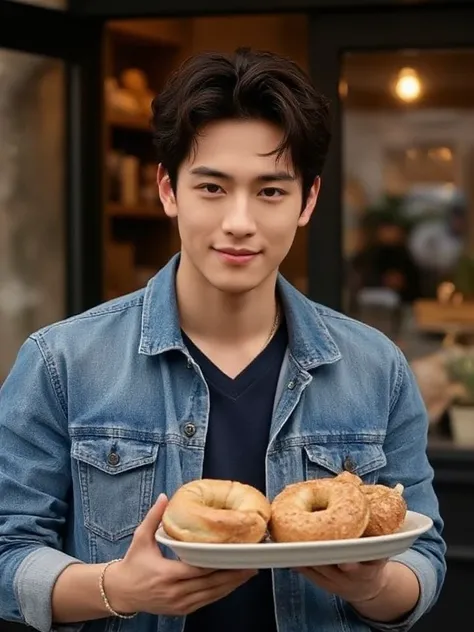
[0,46,66,380]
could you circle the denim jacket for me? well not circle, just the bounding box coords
[0,254,446,632]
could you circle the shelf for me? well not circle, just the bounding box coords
[107,203,167,219]
[107,20,188,48]
[107,111,152,131]
[102,18,184,304]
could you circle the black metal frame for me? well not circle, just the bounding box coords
[0,0,104,316]
[0,0,79,57]
[65,19,104,315]
[71,0,474,19]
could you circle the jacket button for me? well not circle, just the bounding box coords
[183,423,196,438]
[343,456,355,472]
[287,380,295,390]
[107,451,120,466]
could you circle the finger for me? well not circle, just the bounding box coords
[180,569,257,594]
[179,570,257,613]
[293,567,338,594]
[361,559,388,567]
[337,563,360,573]
[338,560,386,572]
[337,560,387,579]
[133,494,168,547]
[167,562,224,581]
[294,565,341,581]
[293,567,313,580]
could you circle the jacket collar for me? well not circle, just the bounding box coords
[138,254,341,370]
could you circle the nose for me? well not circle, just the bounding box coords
[221,195,257,238]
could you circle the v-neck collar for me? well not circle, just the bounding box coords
[182,324,287,399]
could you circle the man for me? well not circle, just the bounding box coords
[0,48,446,632]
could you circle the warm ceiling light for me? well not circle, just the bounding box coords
[430,147,453,162]
[339,78,348,99]
[395,67,422,102]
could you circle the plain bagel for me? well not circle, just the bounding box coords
[162,479,272,543]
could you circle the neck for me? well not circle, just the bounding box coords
[175,254,279,345]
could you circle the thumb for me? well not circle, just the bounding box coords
[134,493,168,545]
[337,563,360,573]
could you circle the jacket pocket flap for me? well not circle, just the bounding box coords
[71,437,159,475]
[304,442,386,478]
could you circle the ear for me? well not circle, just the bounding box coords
[157,164,178,218]
[298,177,321,228]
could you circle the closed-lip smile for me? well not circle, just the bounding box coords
[214,247,260,255]
[213,247,261,265]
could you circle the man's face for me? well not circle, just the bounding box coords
[158,118,320,294]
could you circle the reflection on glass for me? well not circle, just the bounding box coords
[0,49,65,382]
[342,50,474,445]
[343,50,474,349]
[10,0,66,9]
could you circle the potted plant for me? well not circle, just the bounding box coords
[445,350,474,445]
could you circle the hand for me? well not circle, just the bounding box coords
[294,559,390,605]
[105,494,257,616]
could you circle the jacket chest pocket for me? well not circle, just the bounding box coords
[72,437,159,542]
[304,441,386,484]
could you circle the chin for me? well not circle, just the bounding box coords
[212,280,261,295]
[204,272,264,295]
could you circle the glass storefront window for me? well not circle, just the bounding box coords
[342,49,474,359]
[0,48,65,381]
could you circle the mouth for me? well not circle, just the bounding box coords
[212,247,261,265]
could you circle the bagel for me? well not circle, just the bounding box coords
[161,479,272,543]
[334,471,407,536]
[269,478,370,542]
[333,471,363,486]
[361,483,407,536]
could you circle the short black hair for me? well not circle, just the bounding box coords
[151,47,332,202]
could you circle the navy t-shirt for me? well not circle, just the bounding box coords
[182,323,287,632]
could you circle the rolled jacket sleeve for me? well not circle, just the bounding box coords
[0,336,83,631]
[356,346,447,632]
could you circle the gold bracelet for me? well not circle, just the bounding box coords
[99,558,138,619]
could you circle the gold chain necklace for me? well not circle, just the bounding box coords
[263,304,281,349]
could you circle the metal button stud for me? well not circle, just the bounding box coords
[183,423,196,438]
[343,456,355,472]
[287,380,296,390]
[107,451,120,466]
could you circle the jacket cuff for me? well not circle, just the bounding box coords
[14,546,85,632]
[356,549,437,632]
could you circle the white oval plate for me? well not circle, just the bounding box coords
[155,511,433,569]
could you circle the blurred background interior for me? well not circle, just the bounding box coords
[2,1,474,630]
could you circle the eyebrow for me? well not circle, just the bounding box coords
[189,166,296,182]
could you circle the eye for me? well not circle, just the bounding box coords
[198,183,223,194]
[259,187,286,199]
